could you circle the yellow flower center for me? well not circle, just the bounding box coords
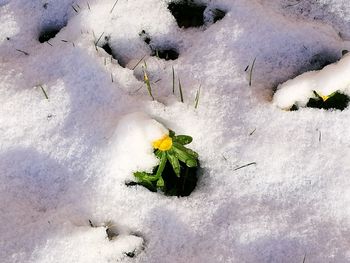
[152,135,172,151]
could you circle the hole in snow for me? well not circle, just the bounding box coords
[168,0,206,28]
[205,7,226,24]
[151,48,179,60]
[39,24,66,43]
[139,30,179,61]
[139,30,151,45]
[98,37,126,68]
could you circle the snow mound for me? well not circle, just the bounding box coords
[108,112,168,177]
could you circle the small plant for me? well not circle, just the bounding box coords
[306,90,349,110]
[132,130,199,196]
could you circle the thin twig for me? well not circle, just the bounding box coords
[233,162,256,171]
[302,253,306,263]
[87,1,91,10]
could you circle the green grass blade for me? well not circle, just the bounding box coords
[194,85,201,109]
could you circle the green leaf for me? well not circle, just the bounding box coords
[174,135,192,145]
[133,172,157,191]
[167,150,181,177]
[172,147,198,168]
[134,171,158,182]
[155,151,167,179]
[185,158,197,168]
[172,141,199,159]
[156,176,164,188]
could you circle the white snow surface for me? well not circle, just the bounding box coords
[1,0,350,262]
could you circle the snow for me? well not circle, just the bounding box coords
[1,0,350,262]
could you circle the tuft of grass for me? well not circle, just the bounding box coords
[110,0,119,13]
[178,78,184,102]
[194,85,201,109]
[249,57,256,86]
[142,62,155,100]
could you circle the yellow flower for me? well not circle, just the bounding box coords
[152,135,172,151]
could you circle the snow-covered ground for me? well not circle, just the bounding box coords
[1,0,350,262]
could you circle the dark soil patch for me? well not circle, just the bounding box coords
[168,0,206,28]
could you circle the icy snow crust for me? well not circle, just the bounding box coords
[1,0,350,262]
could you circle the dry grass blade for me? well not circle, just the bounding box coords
[172,66,175,94]
[233,162,256,171]
[39,85,49,100]
[15,49,29,56]
[71,5,78,13]
[249,57,256,86]
[178,78,184,103]
[110,0,119,13]
[94,32,104,46]
[131,55,146,70]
